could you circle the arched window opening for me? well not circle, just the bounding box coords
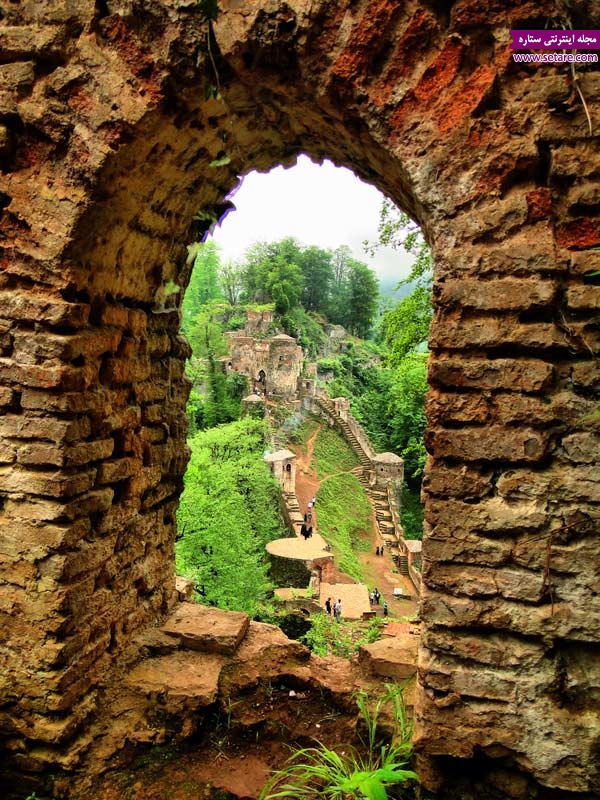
[176,155,427,624]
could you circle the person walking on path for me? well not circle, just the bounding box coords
[333,598,342,622]
[374,587,380,604]
[383,601,389,618]
[325,597,332,615]
[369,590,375,606]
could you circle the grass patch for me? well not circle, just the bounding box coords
[316,473,372,581]
[302,613,383,657]
[312,426,359,479]
[288,416,320,449]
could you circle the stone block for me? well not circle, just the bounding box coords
[426,496,548,535]
[0,386,13,406]
[425,530,512,567]
[147,333,170,356]
[101,356,151,384]
[141,403,165,424]
[12,329,122,363]
[497,464,600,503]
[126,650,225,708]
[128,308,148,336]
[99,303,129,328]
[438,279,556,311]
[0,291,89,327]
[96,457,137,484]
[0,518,89,560]
[566,284,600,311]
[97,405,142,434]
[0,414,91,443]
[95,500,140,534]
[0,61,35,91]
[135,381,169,403]
[571,360,600,390]
[0,465,96,497]
[52,537,116,582]
[358,634,418,681]
[0,441,16,463]
[141,479,180,509]
[427,389,489,424]
[176,576,195,601]
[561,432,600,463]
[426,426,549,462]
[0,358,92,390]
[428,358,554,392]
[429,314,570,352]
[17,438,114,467]
[423,563,544,602]
[420,587,599,641]
[492,391,594,426]
[422,462,493,500]
[476,224,566,276]
[421,628,546,669]
[568,249,600,276]
[171,334,192,359]
[420,649,519,702]
[0,26,65,58]
[126,465,162,496]
[161,603,250,655]
[20,387,127,414]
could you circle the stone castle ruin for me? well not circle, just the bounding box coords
[0,1,599,797]
[224,329,303,398]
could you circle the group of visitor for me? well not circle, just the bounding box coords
[325,596,342,622]
[370,587,388,617]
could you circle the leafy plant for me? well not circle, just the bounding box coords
[302,614,383,657]
[258,683,418,800]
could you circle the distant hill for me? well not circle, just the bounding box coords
[378,277,415,301]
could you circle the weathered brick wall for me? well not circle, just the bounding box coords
[0,0,598,795]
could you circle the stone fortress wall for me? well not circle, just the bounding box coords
[0,1,598,796]
[224,330,303,398]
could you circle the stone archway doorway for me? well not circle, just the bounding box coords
[1,1,598,797]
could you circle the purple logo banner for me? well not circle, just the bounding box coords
[510,30,600,49]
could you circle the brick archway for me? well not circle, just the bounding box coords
[1,1,599,796]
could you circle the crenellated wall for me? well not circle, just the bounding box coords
[0,1,599,796]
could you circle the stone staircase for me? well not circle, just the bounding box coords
[352,466,400,563]
[315,396,371,467]
[283,489,305,530]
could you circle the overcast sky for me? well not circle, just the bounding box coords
[209,154,414,287]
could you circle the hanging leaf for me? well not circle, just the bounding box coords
[204,83,221,101]
[209,154,231,168]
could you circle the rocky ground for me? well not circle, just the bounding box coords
[54,604,418,800]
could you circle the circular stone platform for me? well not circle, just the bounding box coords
[266,536,331,560]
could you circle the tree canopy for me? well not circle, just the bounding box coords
[176,418,285,616]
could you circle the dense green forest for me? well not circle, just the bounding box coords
[176,418,285,617]
[176,207,432,613]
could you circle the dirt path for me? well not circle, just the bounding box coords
[293,422,321,515]
[291,424,419,619]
